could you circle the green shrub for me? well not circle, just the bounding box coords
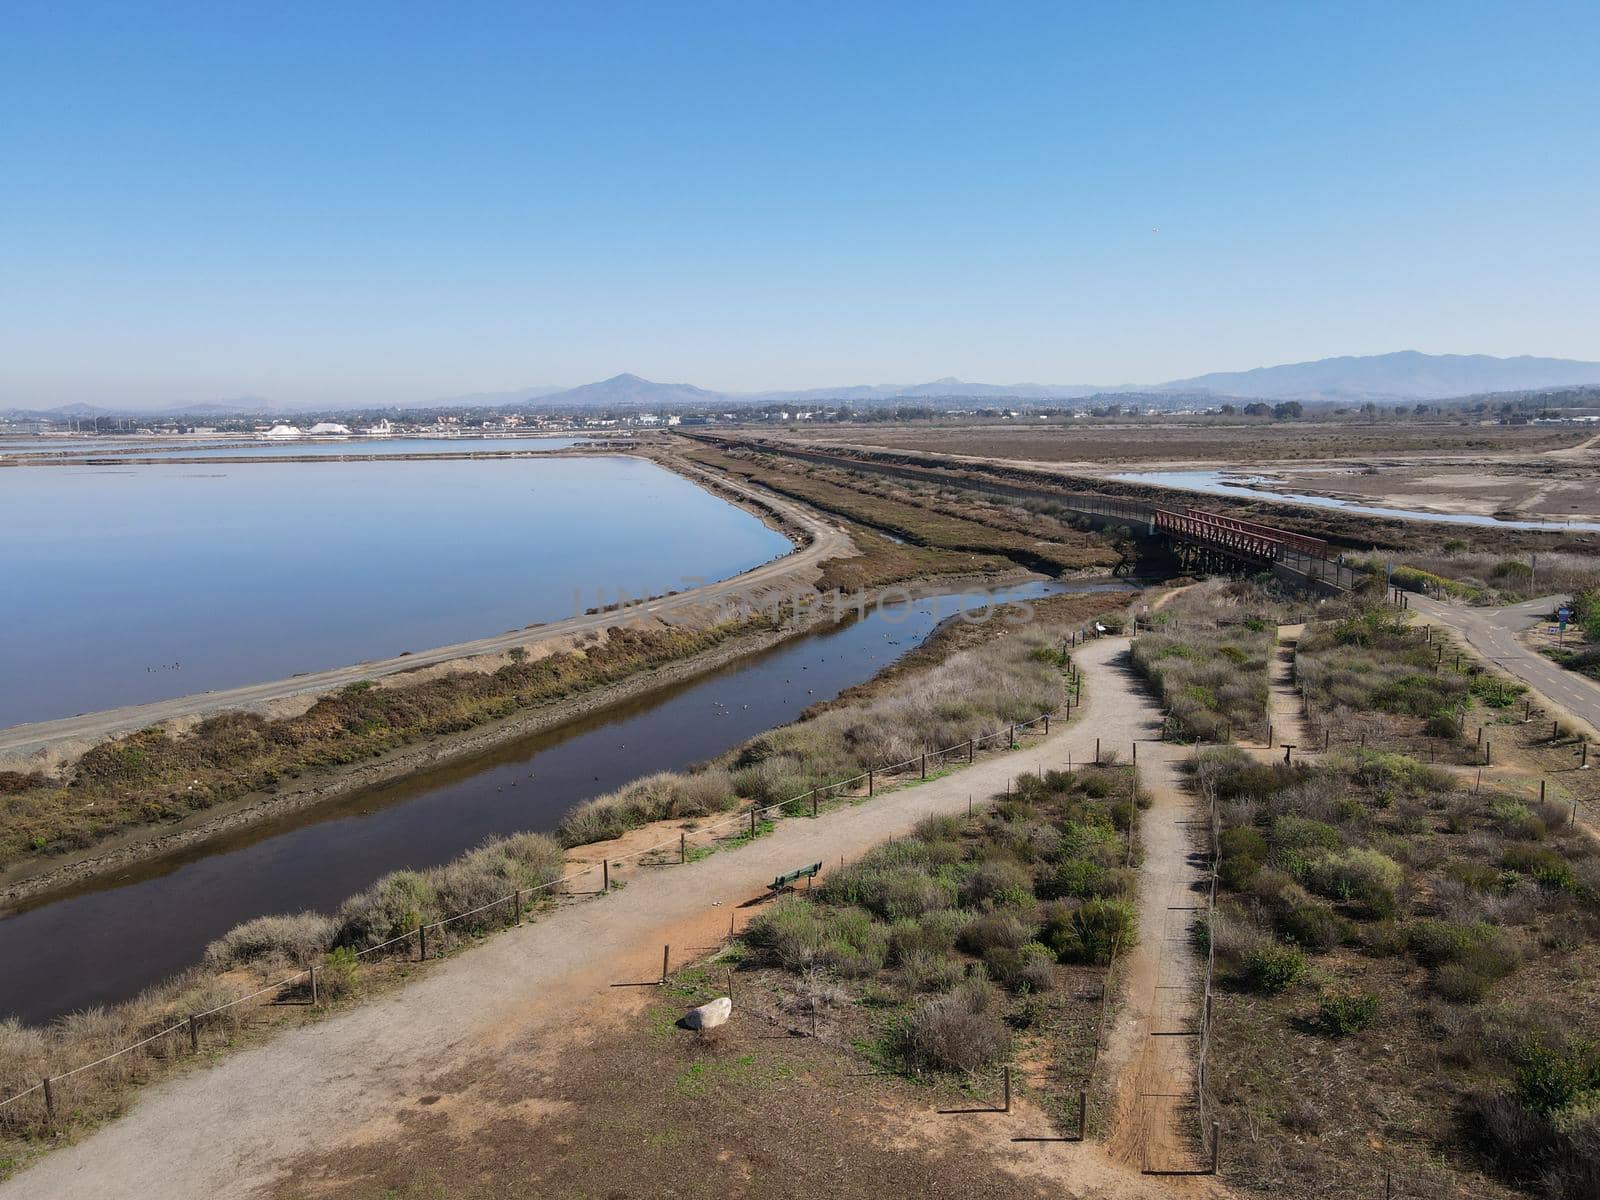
[1042,899,1136,964]
[1306,847,1403,918]
[897,949,963,992]
[1502,845,1578,892]
[960,859,1035,909]
[1317,988,1379,1036]
[957,911,1033,955]
[983,941,1056,993]
[337,869,438,949]
[1407,919,1480,966]
[1243,942,1307,993]
[1277,903,1349,952]
[1514,1035,1600,1114]
[320,945,358,999]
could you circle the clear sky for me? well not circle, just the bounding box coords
[3,1,1596,408]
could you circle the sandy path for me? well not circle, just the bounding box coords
[1093,656,1211,1177]
[0,463,852,761]
[3,635,1173,1200]
[1268,623,1310,752]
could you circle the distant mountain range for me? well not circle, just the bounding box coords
[7,353,1600,420]
[1162,351,1600,402]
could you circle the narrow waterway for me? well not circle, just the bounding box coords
[1108,468,1600,532]
[0,579,1132,1024]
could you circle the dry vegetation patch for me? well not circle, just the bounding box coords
[738,764,1144,1129]
[1131,579,1320,743]
[1197,737,1600,1197]
[1,621,768,872]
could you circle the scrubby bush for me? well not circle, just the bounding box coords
[896,981,1010,1073]
[205,912,336,968]
[337,869,438,950]
[1277,902,1349,952]
[1243,942,1307,993]
[1317,987,1379,1036]
[983,941,1056,993]
[1306,847,1403,918]
[320,945,358,999]
[958,911,1033,955]
[960,859,1035,909]
[1042,899,1136,964]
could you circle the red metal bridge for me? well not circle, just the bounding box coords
[1155,507,1328,572]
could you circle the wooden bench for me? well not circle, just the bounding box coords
[769,862,823,894]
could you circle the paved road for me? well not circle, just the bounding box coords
[1411,592,1600,739]
[0,636,1166,1200]
[0,464,852,761]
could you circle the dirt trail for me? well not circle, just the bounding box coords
[1267,623,1311,752]
[1095,656,1213,1178]
[3,635,1198,1200]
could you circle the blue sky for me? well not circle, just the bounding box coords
[3,2,1596,407]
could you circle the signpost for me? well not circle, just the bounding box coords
[1558,606,1572,645]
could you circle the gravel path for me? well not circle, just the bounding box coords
[3,635,1181,1200]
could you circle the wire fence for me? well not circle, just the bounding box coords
[0,620,1122,1126]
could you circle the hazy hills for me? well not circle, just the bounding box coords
[9,353,1600,420]
[1162,351,1600,402]
[514,354,1600,409]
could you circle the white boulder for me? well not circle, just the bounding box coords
[680,996,733,1030]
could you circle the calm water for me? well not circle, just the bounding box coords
[1110,469,1600,532]
[0,580,1116,1023]
[4,436,587,459]
[0,457,792,726]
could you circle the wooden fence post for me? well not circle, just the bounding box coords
[1210,1121,1221,1174]
[868,769,874,796]
[1077,1088,1087,1139]
[1002,1065,1011,1112]
[921,753,927,780]
[662,945,670,982]
[42,1076,55,1125]
[419,923,428,959]
[750,807,758,837]
[811,789,818,817]
[602,860,609,892]
[310,965,319,1006]
[1095,737,1101,765]
[680,833,687,863]
[188,1014,199,1054]
[967,738,974,764]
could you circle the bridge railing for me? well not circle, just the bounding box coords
[1154,508,1283,562]
[1182,508,1330,557]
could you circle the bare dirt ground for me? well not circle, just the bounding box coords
[780,421,1588,468]
[1268,625,1310,752]
[775,421,1600,529]
[1244,461,1600,523]
[2,636,1222,1200]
